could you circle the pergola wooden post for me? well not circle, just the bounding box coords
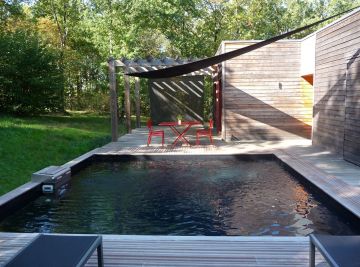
[108,57,118,142]
[124,68,132,133]
[134,77,141,128]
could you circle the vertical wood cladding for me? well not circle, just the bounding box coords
[344,54,360,165]
[222,41,312,141]
[313,11,360,165]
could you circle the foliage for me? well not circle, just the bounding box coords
[1,0,360,115]
[0,0,24,31]
[0,30,64,114]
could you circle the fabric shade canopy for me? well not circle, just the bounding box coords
[126,6,359,79]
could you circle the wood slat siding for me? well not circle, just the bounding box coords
[344,53,360,165]
[222,41,312,141]
[313,10,360,165]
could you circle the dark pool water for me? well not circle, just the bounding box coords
[0,158,357,235]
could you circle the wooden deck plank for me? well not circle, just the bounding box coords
[0,233,327,267]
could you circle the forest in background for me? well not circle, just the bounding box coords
[1,0,359,116]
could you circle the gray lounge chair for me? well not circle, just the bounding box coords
[4,234,103,267]
[310,234,360,267]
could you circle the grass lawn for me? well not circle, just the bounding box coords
[0,112,129,196]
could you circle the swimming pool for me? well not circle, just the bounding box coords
[0,155,357,235]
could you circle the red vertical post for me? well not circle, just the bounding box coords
[215,80,221,134]
[218,78,222,134]
[212,65,222,135]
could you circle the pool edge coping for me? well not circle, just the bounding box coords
[1,150,359,223]
[274,149,360,219]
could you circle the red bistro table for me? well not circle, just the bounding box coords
[158,121,201,147]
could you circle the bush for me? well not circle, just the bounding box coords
[0,30,64,114]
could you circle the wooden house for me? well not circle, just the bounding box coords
[216,9,360,165]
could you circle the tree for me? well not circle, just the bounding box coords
[0,30,64,114]
[32,0,85,110]
[2,0,359,115]
[0,0,24,31]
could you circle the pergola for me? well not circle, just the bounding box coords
[108,57,217,141]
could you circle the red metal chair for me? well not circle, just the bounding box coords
[147,119,164,146]
[196,119,213,145]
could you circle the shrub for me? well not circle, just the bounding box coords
[0,30,64,114]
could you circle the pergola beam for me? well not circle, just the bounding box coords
[114,57,215,75]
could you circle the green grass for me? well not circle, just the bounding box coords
[0,112,128,195]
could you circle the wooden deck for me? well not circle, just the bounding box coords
[97,127,360,187]
[0,233,328,266]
